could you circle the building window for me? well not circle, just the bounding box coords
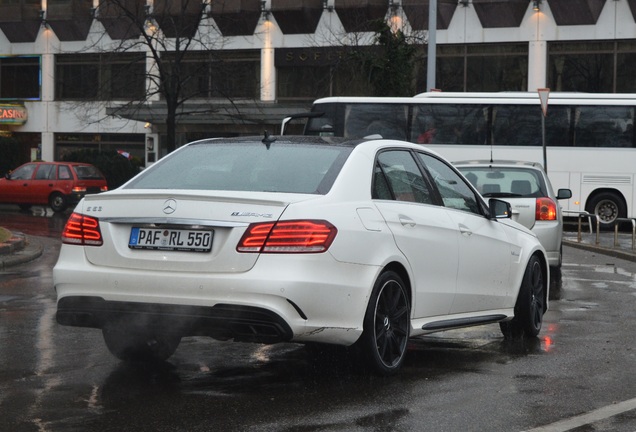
[162,50,260,100]
[55,53,146,101]
[548,40,636,93]
[434,43,528,92]
[275,47,373,101]
[0,56,40,100]
[55,133,145,160]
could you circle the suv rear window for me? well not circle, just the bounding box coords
[458,167,546,198]
[125,141,353,194]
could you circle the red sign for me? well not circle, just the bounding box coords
[0,105,28,125]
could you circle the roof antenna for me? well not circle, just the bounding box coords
[262,130,276,149]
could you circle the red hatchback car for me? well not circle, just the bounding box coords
[0,161,108,212]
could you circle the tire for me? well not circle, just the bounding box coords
[587,191,626,228]
[354,271,410,375]
[49,192,67,212]
[102,322,181,362]
[500,255,545,339]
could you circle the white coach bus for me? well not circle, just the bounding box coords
[290,92,636,227]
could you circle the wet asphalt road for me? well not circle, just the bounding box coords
[1,207,636,431]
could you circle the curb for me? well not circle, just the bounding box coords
[0,232,44,270]
[563,239,636,263]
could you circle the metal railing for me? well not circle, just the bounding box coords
[564,211,636,251]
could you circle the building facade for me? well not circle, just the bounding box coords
[1,0,635,167]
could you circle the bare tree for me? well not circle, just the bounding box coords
[85,0,249,153]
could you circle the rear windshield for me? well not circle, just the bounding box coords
[73,165,104,180]
[457,166,547,198]
[125,141,352,194]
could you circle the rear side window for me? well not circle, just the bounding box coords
[58,165,72,180]
[373,150,434,204]
[35,164,55,180]
[126,142,352,194]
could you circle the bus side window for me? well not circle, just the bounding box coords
[345,104,407,140]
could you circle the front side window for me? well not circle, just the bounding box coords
[417,153,481,215]
[10,164,36,180]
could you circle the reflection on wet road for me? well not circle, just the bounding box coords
[0,205,69,239]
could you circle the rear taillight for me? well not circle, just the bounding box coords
[237,220,337,253]
[536,197,557,221]
[62,213,103,246]
[72,186,87,193]
[100,186,108,192]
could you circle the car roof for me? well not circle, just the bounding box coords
[453,160,545,171]
[20,161,94,167]
[188,134,365,148]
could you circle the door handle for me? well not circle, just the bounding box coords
[399,215,416,227]
[458,223,473,236]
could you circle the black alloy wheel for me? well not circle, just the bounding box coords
[501,254,545,338]
[356,271,410,375]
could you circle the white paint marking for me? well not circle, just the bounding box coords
[524,397,636,432]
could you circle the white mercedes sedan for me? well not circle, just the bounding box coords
[53,135,549,375]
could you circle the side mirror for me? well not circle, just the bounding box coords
[4,172,10,180]
[489,198,512,220]
[557,188,572,200]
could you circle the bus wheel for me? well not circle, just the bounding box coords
[587,192,626,228]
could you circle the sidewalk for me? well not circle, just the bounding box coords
[0,231,44,270]
[563,229,636,263]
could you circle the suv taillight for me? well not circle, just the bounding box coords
[237,220,337,253]
[62,213,103,246]
[536,197,557,221]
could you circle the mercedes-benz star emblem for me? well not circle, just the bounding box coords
[163,199,177,214]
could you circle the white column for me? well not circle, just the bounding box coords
[260,17,276,102]
[528,40,547,91]
[40,25,55,161]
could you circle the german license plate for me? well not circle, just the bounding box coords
[129,227,213,252]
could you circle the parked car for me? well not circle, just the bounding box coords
[0,161,108,212]
[53,136,549,375]
[454,160,571,280]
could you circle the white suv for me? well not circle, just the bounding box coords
[455,160,571,281]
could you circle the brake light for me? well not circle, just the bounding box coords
[72,186,87,193]
[536,197,557,221]
[62,213,103,246]
[237,220,337,253]
[100,186,108,192]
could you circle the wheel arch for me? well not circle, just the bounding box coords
[532,250,549,314]
[381,261,412,305]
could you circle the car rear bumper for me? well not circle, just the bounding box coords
[53,248,380,346]
[57,296,294,344]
